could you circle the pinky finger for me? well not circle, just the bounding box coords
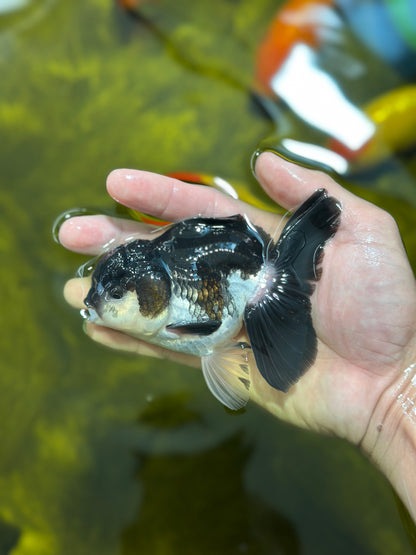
[84,321,200,368]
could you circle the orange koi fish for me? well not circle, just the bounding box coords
[255,0,337,95]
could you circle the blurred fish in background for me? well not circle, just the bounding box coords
[253,0,416,185]
[117,0,416,209]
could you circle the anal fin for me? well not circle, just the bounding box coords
[201,343,251,410]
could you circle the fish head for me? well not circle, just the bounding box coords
[83,243,171,337]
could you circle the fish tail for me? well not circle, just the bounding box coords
[244,189,341,392]
[269,188,341,282]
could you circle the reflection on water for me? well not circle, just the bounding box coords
[0,0,415,553]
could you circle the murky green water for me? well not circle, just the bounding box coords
[1,1,415,553]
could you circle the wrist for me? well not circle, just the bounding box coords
[361,358,416,522]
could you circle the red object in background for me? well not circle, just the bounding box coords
[117,0,145,9]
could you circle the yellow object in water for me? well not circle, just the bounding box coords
[329,85,416,168]
[354,85,416,166]
[366,85,416,153]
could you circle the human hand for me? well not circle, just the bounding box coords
[59,152,416,517]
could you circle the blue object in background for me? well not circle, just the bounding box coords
[337,0,416,78]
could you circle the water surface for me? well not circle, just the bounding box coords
[0,1,415,553]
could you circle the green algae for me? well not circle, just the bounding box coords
[0,0,415,554]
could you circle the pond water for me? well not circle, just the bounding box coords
[0,0,415,553]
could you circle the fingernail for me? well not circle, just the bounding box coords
[250,147,285,177]
[52,208,90,244]
[250,148,263,177]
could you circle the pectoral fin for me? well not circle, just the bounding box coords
[166,320,221,335]
[201,343,251,410]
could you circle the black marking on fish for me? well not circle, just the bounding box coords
[136,270,171,318]
[148,215,270,324]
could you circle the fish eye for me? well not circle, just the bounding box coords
[107,286,125,300]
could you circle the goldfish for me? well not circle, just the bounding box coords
[82,189,341,410]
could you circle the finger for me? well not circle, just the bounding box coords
[254,151,360,211]
[106,168,269,223]
[85,320,200,368]
[60,171,280,257]
[58,215,152,255]
[64,277,91,309]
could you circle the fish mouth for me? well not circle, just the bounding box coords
[83,288,102,323]
[84,288,99,309]
[80,308,100,322]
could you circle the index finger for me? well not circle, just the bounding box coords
[106,169,273,224]
[254,151,363,212]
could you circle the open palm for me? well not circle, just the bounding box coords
[60,152,416,448]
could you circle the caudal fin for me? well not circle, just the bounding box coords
[244,189,341,392]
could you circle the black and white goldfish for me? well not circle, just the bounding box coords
[83,189,341,410]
